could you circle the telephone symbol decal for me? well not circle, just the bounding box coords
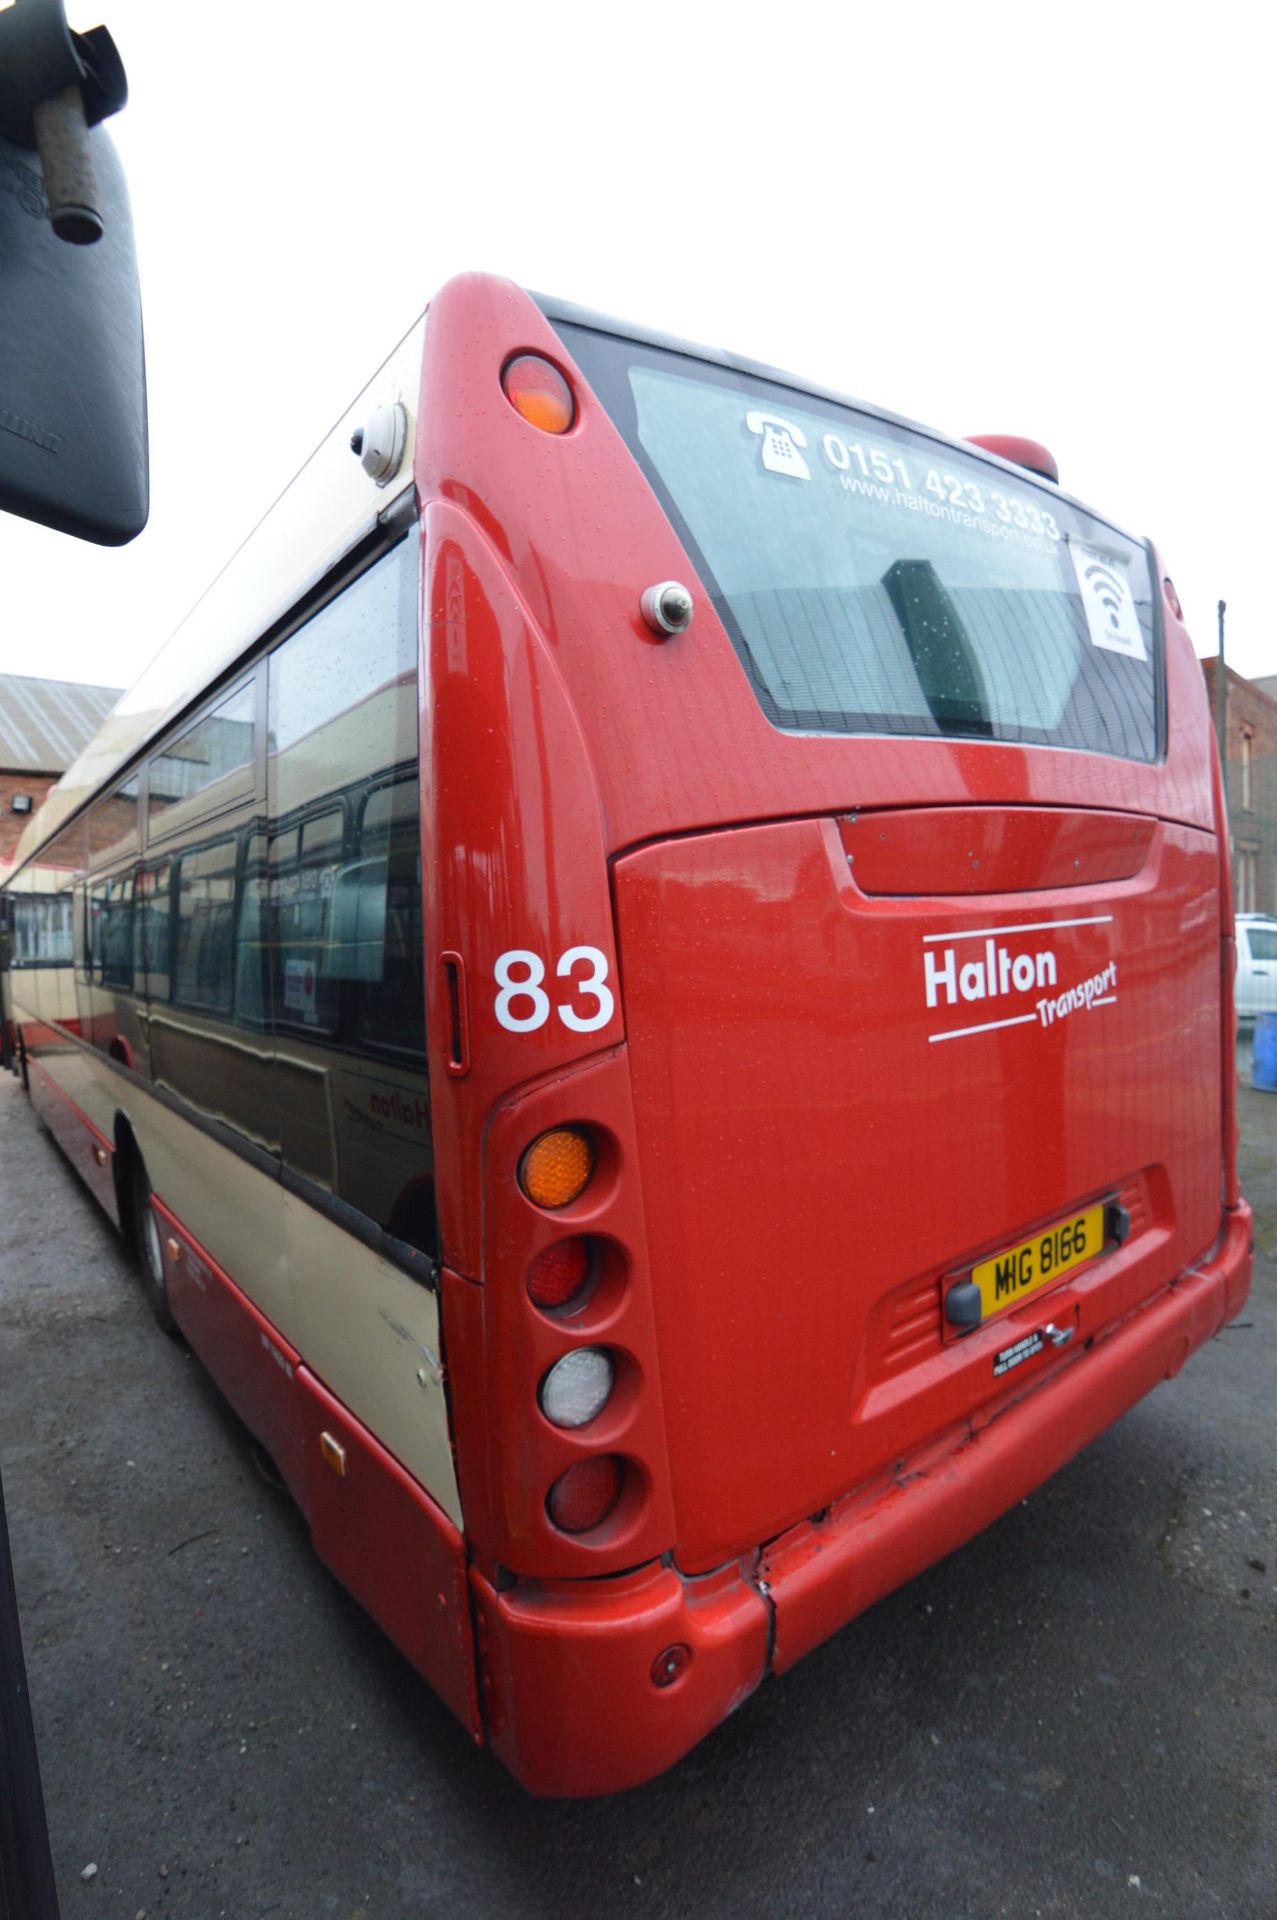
[745,410,811,481]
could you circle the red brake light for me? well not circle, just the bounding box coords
[547,1456,623,1533]
[502,354,574,434]
[527,1237,592,1309]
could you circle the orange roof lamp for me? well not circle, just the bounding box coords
[966,434,1059,483]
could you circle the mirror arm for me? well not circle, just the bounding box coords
[0,0,129,244]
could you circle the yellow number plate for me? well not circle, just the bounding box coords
[972,1203,1105,1317]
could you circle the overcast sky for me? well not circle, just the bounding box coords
[1,2,1270,693]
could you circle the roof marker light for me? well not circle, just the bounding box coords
[502,354,575,433]
[966,434,1059,484]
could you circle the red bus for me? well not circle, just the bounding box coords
[2,272,1250,1795]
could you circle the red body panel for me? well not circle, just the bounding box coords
[761,1203,1252,1675]
[841,805,1155,895]
[26,1055,118,1223]
[155,1199,307,1507]
[296,1367,481,1741]
[471,1560,769,1797]
[419,500,626,1283]
[612,814,1223,1568]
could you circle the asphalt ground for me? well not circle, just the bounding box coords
[1,1057,1273,1920]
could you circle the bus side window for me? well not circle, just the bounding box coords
[88,874,134,990]
[136,863,172,1002]
[148,680,255,842]
[86,775,141,870]
[262,536,434,1255]
[349,778,425,1061]
[270,808,343,1035]
[10,895,73,968]
[234,832,271,1025]
[173,841,236,1014]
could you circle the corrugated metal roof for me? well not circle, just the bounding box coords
[0,672,123,774]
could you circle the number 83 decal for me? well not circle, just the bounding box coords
[494,946,615,1034]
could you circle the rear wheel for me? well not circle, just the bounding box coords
[131,1154,177,1334]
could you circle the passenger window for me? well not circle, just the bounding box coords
[271,807,344,1034]
[260,537,434,1254]
[149,680,255,836]
[349,779,425,1060]
[11,894,74,967]
[174,841,236,1013]
[86,775,140,869]
[234,833,271,1025]
[135,863,171,1000]
[88,873,134,988]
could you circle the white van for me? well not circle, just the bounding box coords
[1235,914,1277,1024]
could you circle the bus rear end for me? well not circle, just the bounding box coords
[413,277,1249,1794]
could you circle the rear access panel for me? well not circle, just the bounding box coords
[297,1367,480,1741]
[613,812,1221,1573]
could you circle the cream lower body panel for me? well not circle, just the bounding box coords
[26,1041,461,1530]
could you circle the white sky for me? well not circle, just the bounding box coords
[1,1,1271,691]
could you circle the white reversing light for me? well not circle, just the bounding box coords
[539,1349,614,1430]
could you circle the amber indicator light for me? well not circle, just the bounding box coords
[519,1128,594,1209]
[502,354,575,433]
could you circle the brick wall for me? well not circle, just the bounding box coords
[1200,659,1277,914]
[0,769,59,867]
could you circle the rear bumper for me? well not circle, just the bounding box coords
[473,1204,1252,1795]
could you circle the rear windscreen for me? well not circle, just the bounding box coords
[558,325,1160,761]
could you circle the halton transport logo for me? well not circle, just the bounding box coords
[922,915,1118,1044]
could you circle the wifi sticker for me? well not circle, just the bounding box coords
[1068,538,1147,661]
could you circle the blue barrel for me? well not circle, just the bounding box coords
[1252,1012,1277,1091]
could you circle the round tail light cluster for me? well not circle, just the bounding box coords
[519,1126,594,1210]
[547,1456,624,1534]
[519,1125,632,1537]
[539,1347,613,1429]
[526,1236,593,1310]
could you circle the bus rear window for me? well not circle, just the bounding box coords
[559,328,1159,761]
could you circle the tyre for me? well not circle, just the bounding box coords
[131,1153,177,1334]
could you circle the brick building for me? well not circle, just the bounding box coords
[1200,658,1277,914]
[0,672,122,873]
